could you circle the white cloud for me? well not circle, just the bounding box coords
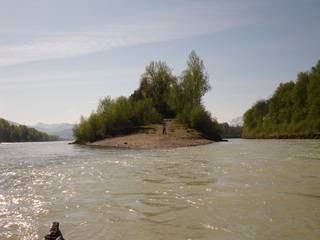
[0,69,136,88]
[0,0,253,66]
[0,18,245,67]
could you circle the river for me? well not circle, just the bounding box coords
[0,139,319,240]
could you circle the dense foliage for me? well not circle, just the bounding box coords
[130,61,176,118]
[74,97,161,142]
[74,51,221,142]
[243,60,320,138]
[0,118,58,142]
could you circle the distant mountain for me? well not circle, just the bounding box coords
[229,116,243,127]
[32,123,75,140]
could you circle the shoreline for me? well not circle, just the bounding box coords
[87,133,214,149]
[77,120,215,149]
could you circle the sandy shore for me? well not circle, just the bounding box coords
[87,120,213,149]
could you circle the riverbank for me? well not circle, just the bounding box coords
[86,120,213,149]
[242,132,320,139]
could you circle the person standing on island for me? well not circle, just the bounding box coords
[162,121,167,135]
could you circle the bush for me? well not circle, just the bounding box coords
[177,106,221,140]
[73,97,162,142]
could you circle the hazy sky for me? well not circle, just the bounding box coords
[0,0,319,125]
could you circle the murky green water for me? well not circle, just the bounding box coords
[0,140,319,240]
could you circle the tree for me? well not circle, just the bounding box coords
[242,59,320,138]
[292,72,309,122]
[181,51,211,106]
[131,61,176,117]
[0,118,58,142]
[169,51,211,113]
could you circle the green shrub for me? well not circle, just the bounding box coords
[73,97,162,142]
[189,106,221,140]
[177,106,221,140]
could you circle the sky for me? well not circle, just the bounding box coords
[0,0,319,125]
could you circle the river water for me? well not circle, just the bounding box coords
[0,140,319,240]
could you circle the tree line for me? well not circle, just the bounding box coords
[73,51,221,142]
[243,60,320,138]
[219,123,242,138]
[0,118,59,142]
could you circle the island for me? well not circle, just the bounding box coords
[87,119,213,149]
[73,51,222,148]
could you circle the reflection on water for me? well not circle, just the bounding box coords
[0,140,320,240]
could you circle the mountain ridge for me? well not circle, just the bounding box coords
[31,123,75,140]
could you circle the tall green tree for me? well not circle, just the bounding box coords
[169,51,211,113]
[181,50,211,107]
[292,72,309,122]
[131,61,176,117]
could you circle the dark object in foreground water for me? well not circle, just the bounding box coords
[45,222,65,240]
